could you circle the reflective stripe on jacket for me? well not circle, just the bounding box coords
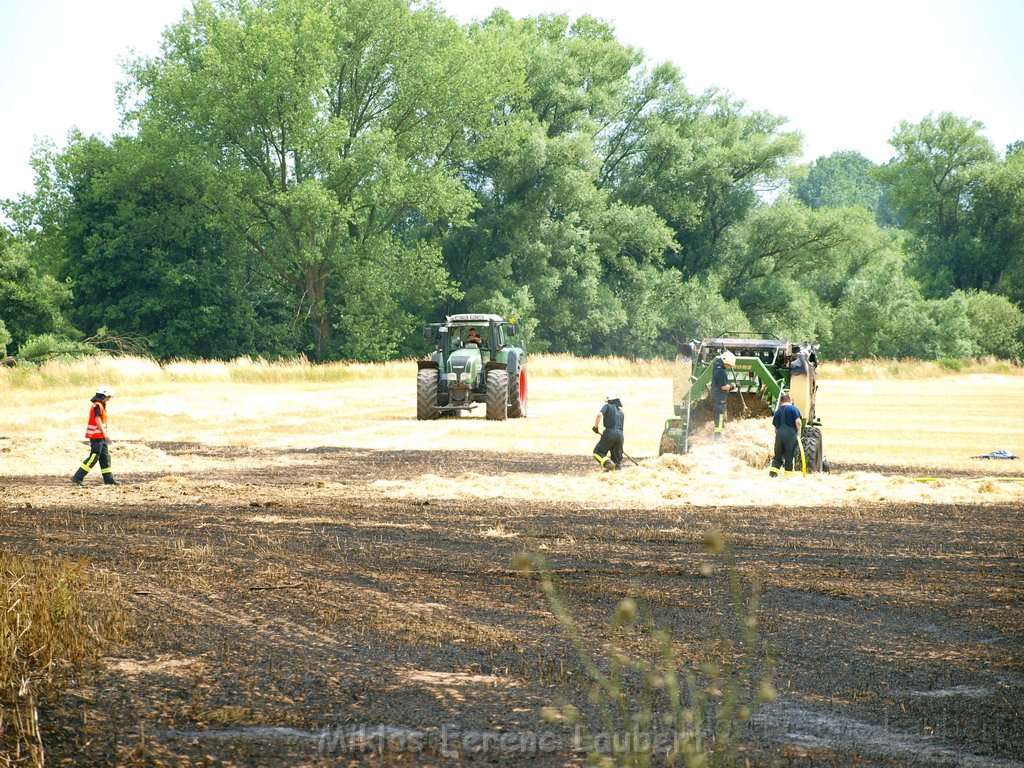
[85,401,107,439]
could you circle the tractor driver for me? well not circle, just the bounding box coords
[711,350,736,441]
[465,328,484,347]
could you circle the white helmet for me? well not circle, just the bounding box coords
[605,393,619,402]
[720,351,736,367]
[96,385,115,398]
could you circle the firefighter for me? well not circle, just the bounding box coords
[769,394,803,477]
[711,350,736,441]
[592,394,624,471]
[71,386,119,486]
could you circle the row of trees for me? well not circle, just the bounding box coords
[2,0,1023,363]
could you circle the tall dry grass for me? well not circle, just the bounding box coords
[1,556,129,767]
[2,353,1018,393]
[530,354,677,378]
[820,356,1023,379]
[0,355,411,390]
[0,354,678,393]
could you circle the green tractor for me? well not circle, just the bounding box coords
[660,335,829,472]
[417,313,527,421]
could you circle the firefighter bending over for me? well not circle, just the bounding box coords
[592,394,625,471]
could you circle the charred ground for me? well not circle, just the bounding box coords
[2,442,1022,767]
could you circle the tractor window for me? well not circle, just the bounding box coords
[454,327,486,347]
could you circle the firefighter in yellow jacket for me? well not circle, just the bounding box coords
[71,386,119,486]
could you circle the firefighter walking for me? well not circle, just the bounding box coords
[71,386,119,486]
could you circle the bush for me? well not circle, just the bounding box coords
[0,236,75,352]
[663,275,751,347]
[829,255,979,359]
[830,254,931,358]
[923,292,975,358]
[959,290,1024,359]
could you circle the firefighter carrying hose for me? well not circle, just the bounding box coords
[711,350,736,441]
[70,386,119,486]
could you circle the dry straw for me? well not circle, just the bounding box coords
[820,356,1022,380]
[1,555,129,766]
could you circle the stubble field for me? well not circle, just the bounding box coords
[1,356,1022,766]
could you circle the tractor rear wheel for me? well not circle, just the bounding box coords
[801,427,824,473]
[507,368,528,418]
[416,369,440,420]
[485,369,508,421]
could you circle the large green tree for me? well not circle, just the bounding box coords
[960,150,1024,303]
[603,63,802,279]
[714,200,883,341]
[875,113,999,296]
[878,113,996,241]
[443,12,674,355]
[58,136,295,359]
[795,150,898,227]
[0,226,73,354]
[130,0,508,359]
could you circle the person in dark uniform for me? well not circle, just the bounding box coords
[592,394,625,471]
[465,328,484,346]
[711,350,736,441]
[71,386,119,486]
[770,394,803,477]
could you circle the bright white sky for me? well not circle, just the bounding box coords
[1,0,1022,205]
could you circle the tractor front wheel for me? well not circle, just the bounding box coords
[485,369,508,421]
[507,368,528,418]
[416,369,440,420]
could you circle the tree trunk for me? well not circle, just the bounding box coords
[306,266,331,359]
